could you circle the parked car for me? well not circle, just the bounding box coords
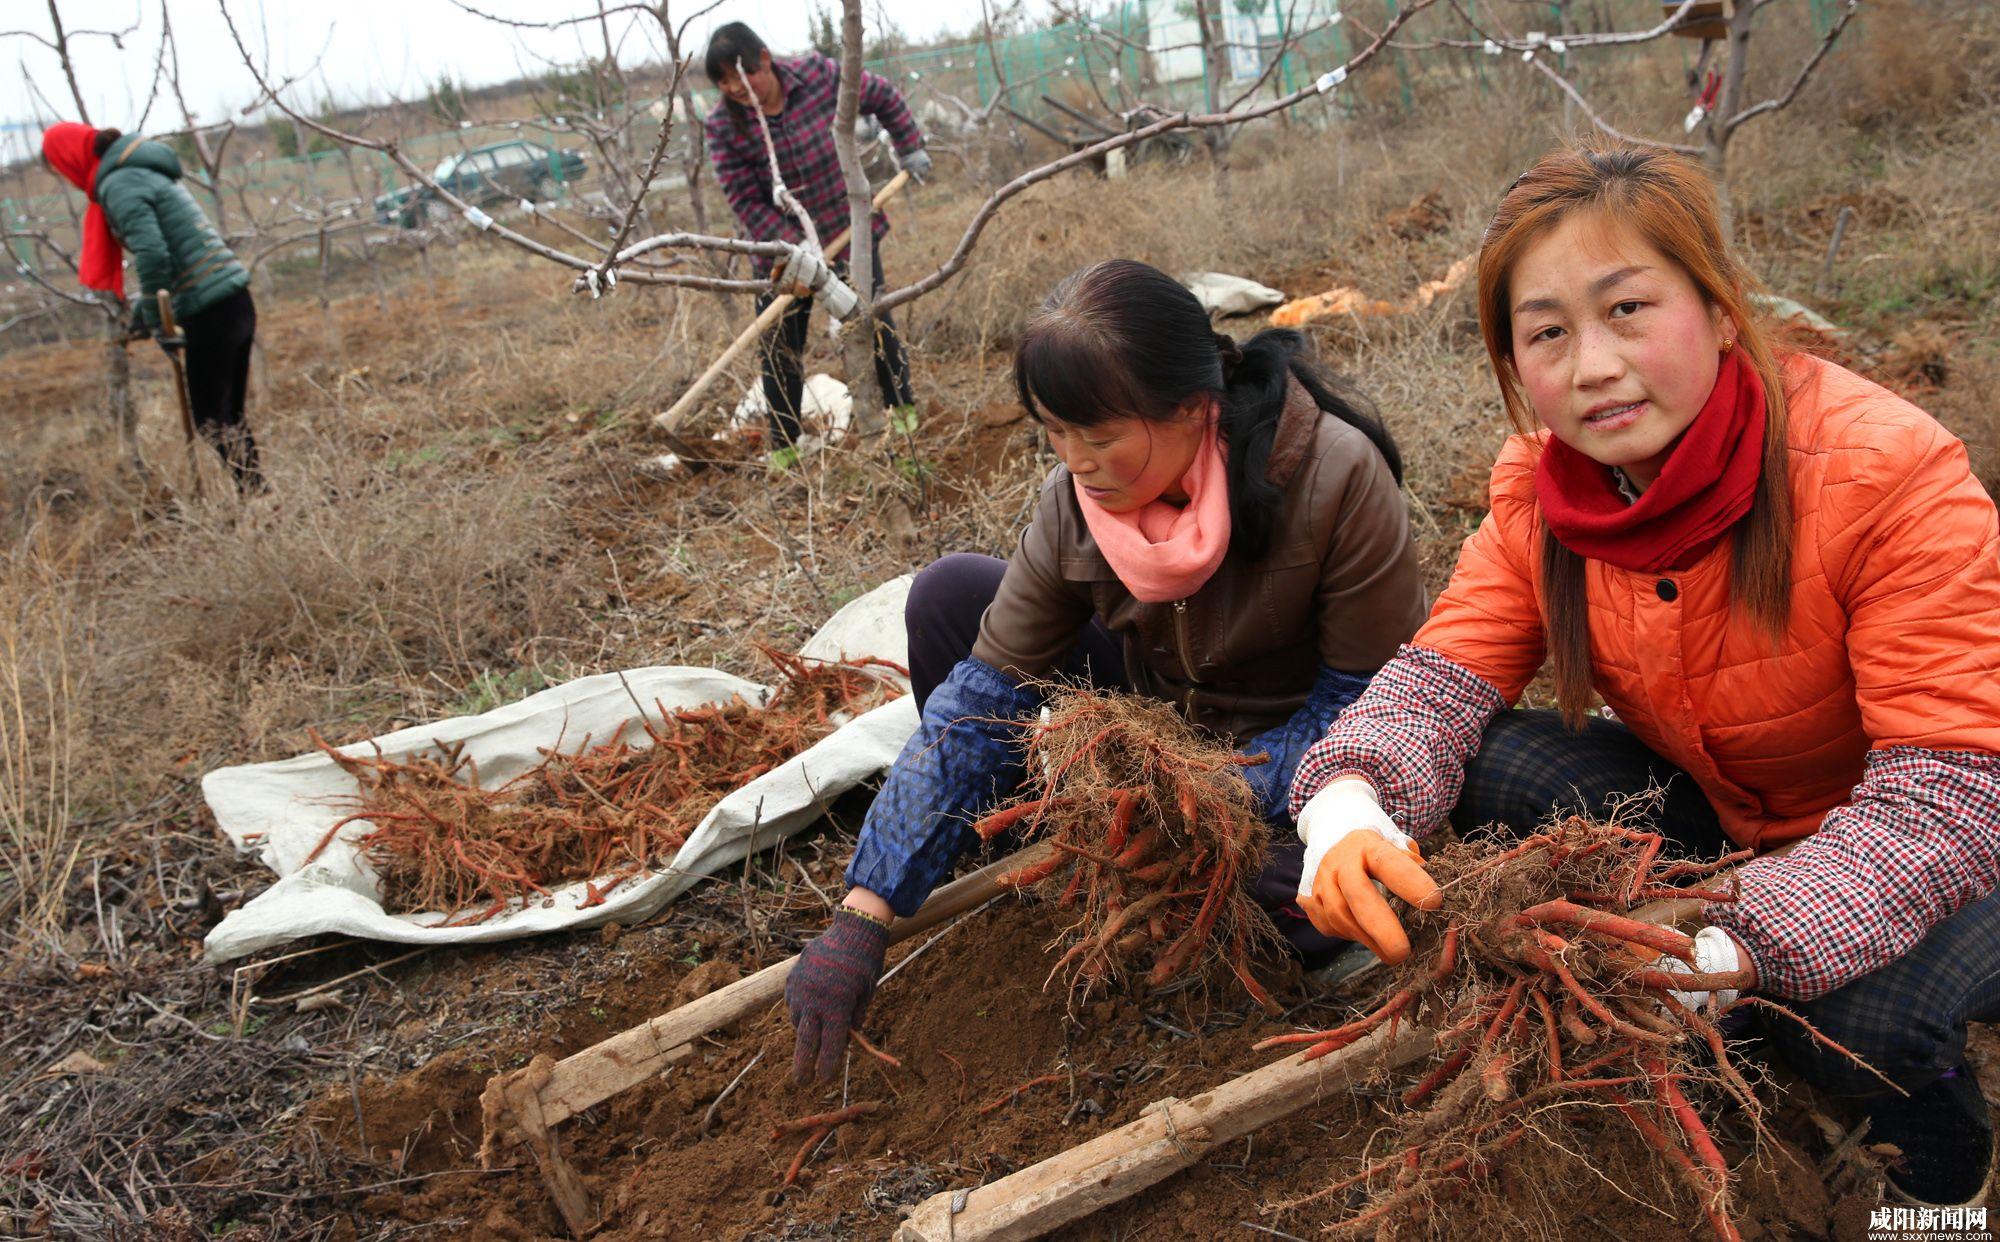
[374,141,587,228]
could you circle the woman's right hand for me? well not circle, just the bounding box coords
[785,896,892,1082]
[1294,777,1441,964]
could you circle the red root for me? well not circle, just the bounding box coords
[1282,818,1812,1241]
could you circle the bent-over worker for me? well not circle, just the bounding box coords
[42,122,263,492]
[702,21,932,468]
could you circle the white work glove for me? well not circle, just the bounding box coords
[1294,777,1414,901]
[899,147,933,183]
[1652,925,1747,1011]
[1292,777,1439,964]
[775,246,859,319]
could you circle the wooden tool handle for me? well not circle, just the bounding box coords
[654,169,913,435]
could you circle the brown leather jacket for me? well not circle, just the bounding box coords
[971,378,1429,740]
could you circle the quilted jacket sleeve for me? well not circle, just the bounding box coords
[98,169,173,327]
[1707,406,2000,999]
[845,657,1039,916]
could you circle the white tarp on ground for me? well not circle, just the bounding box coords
[1182,271,1287,318]
[201,576,917,963]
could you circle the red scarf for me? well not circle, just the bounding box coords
[1535,349,1766,573]
[40,122,125,298]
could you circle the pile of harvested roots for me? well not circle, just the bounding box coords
[306,650,902,923]
[1255,818,1862,1240]
[972,689,1280,1011]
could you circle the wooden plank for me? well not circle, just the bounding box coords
[896,1024,1436,1242]
[526,841,1053,1130]
[892,841,1778,1241]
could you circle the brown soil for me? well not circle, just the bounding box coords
[315,870,1935,1241]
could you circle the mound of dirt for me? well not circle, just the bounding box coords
[316,881,1894,1241]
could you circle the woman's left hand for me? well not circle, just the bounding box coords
[1652,925,1757,1010]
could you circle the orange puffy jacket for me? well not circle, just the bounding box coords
[1413,354,2000,850]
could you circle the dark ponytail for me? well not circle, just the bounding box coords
[92,128,122,156]
[703,22,770,137]
[1218,327,1402,558]
[1015,259,1403,562]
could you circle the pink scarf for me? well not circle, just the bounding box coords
[1074,422,1232,603]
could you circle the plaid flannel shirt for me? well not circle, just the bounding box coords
[704,53,923,275]
[1290,644,2000,1002]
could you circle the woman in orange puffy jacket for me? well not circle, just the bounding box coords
[1287,141,2000,1210]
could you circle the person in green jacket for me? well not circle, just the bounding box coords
[42,122,263,491]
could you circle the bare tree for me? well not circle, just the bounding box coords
[1404,0,1866,223]
[212,0,1432,449]
[2,2,148,464]
[832,0,885,434]
[874,1,1436,314]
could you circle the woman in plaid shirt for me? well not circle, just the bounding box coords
[1289,141,2000,1209]
[703,22,932,465]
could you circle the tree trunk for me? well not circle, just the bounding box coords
[833,0,885,438]
[1193,0,1231,160]
[103,316,139,467]
[1707,3,1757,235]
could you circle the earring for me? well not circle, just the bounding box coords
[1720,337,1735,353]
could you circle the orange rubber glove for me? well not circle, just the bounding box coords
[1294,778,1442,965]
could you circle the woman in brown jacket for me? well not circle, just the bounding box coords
[782,259,1430,1081]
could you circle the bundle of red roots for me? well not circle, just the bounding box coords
[971,688,1281,1011]
[1254,818,1879,1240]
[305,648,903,923]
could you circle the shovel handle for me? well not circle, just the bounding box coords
[655,170,912,436]
[157,290,205,499]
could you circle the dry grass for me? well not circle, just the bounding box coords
[1,7,1997,1237]
[0,510,94,949]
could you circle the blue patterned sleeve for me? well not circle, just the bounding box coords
[1238,666,1373,823]
[845,657,1039,915]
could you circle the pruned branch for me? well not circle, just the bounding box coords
[1222,0,1341,114]
[442,0,657,32]
[1522,52,1700,156]
[740,54,823,254]
[214,0,757,292]
[585,59,689,291]
[1398,0,1707,51]
[1725,0,1862,131]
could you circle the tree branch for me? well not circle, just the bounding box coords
[1725,0,1863,132]
[1521,52,1700,156]
[214,0,754,290]
[876,0,1440,314]
[1397,0,1706,51]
